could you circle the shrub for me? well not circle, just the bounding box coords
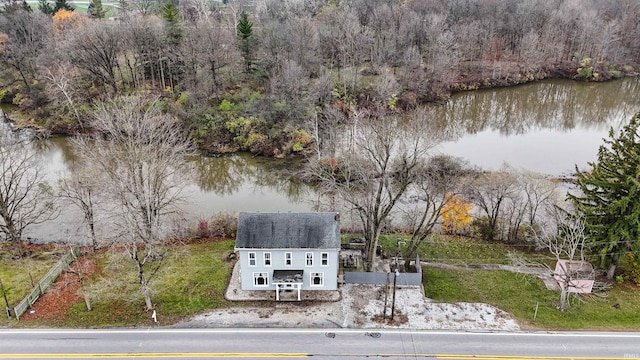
[195,219,210,238]
[245,132,270,154]
[470,217,493,240]
[225,117,251,135]
[576,66,593,79]
[287,129,312,153]
[217,99,235,112]
[209,213,238,237]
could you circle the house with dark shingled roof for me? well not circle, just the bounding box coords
[234,212,341,301]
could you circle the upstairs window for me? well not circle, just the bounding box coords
[285,252,292,266]
[248,252,256,267]
[264,252,271,266]
[321,252,328,266]
[306,252,313,267]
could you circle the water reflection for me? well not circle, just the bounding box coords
[181,154,314,220]
[437,78,640,141]
[191,155,251,195]
[191,154,309,202]
[435,78,640,175]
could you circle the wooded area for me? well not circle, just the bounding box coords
[0,0,639,156]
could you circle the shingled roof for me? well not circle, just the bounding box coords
[235,212,340,249]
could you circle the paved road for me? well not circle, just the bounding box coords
[1,328,639,359]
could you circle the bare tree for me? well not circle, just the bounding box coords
[400,155,471,270]
[58,166,100,251]
[0,129,57,256]
[521,170,559,228]
[182,17,235,90]
[0,11,52,93]
[224,0,249,37]
[60,21,122,94]
[42,63,82,127]
[310,113,436,271]
[269,59,312,125]
[535,215,593,311]
[467,166,518,240]
[72,94,194,311]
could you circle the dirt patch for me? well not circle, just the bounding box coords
[19,257,97,321]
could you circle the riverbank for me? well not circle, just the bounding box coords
[2,63,637,159]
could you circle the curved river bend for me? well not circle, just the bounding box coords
[6,78,640,242]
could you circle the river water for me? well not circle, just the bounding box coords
[3,77,640,242]
[436,78,640,176]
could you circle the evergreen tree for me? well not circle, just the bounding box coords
[568,112,640,279]
[161,3,181,45]
[38,0,54,14]
[53,0,73,13]
[87,0,105,18]
[237,12,254,73]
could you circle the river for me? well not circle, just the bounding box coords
[436,78,640,176]
[2,77,640,242]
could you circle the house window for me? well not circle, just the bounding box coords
[321,252,328,266]
[253,272,269,287]
[310,272,324,287]
[264,252,271,266]
[248,252,256,267]
[306,252,313,267]
[285,252,292,266]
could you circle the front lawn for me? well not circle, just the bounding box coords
[0,244,68,326]
[424,266,640,330]
[13,239,236,328]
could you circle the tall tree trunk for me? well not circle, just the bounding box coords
[559,288,568,312]
[136,259,153,311]
[364,224,380,272]
[606,253,619,279]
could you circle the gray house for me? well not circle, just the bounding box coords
[235,212,341,301]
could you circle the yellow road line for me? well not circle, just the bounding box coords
[0,353,308,358]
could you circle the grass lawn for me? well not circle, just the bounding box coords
[3,235,640,330]
[11,239,236,328]
[0,245,68,326]
[424,266,640,330]
[377,234,552,265]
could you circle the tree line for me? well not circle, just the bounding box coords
[0,0,639,156]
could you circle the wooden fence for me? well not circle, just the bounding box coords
[14,247,80,320]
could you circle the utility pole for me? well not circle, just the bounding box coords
[0,278,11,319]
[391,269,399,321]
[383,272,390,319]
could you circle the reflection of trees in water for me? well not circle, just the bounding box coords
[435,78,640,141]
[33,137,76,166]
[192,154,251,195]
[251,157,309,203]
[193,153,311,201]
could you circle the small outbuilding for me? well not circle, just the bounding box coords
[234,212,341,301]
[553,260,595,294]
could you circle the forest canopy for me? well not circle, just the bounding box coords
[0,0,639,156]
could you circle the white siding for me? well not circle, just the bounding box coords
[237,249,339,291]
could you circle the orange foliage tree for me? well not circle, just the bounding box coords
[53,9,87,36]
[440,193,473,234]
